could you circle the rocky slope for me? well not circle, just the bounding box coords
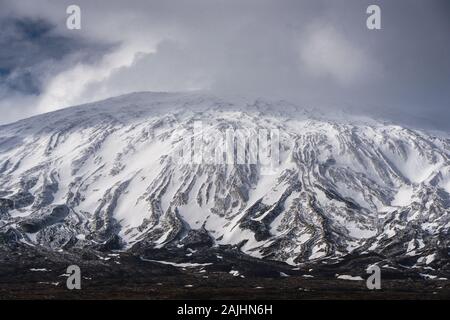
[0,92,449,275]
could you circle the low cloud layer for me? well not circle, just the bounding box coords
[0,0,449,131]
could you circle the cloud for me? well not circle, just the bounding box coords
[0,0,449,131]
[0,12,113,123]
[299,23,381,86]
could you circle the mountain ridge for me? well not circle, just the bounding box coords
[0,92,449,276]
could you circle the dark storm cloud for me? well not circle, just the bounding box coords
[0,0,448,131]
[0,16,112,97]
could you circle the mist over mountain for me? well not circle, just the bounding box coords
[1,92,449,280]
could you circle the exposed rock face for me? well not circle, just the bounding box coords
[19,205,70,233]
[179,228,214,249]
[0,198,14,217]
[0,92,449,272]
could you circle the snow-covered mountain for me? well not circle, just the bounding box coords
[0,92,449,269]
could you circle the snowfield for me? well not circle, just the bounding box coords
[0,92,449,267]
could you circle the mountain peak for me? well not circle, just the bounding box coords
[0,92,449,273]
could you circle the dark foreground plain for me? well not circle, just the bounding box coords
[0,244,449,300]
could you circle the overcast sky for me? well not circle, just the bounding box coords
[0,0,449,130]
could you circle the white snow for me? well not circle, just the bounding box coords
[417,253,437,265]
[392,187,414,206]
[140,257,212,268]
[229,270,240,277]
[1,91,449,268]
[336,274,364,281]
[30,268,50,272]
